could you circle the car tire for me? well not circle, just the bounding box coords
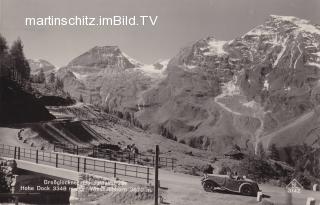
[203,181,216,192]
[240,184,254,196]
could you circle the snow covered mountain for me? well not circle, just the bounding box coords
[134,15,320,152]
[28,59,56,74]
[59,15,320,154]
[57,46,168,107]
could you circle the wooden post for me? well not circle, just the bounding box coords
[313,184,319,191]
[84,158,86,173]
[36,150,39,164]
[14,147,17,159]
[171,159,174,170]
[14,196,18,205]
[147,168,150,183]
[257,191,262,202]
[114,163,117,178]
[129,153,131,163]
[18,147,20,160]
[55,153,58,168]
[154,145,159,205]
[76,146,79,155]
[285,191,292,205]
[306,197,315,205]
[77,157,80,172]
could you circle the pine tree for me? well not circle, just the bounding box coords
[269,144,280,161]
[54,78,64,90]
[0,34,9,78]
[38,69,45,83]
[9,38,30,84]
[257,142,266,159]
[48,72,55,84]
[79,94,84,102]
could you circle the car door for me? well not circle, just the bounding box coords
[211,175,227,186]
[224,177,243,192]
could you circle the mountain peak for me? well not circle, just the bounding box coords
[28,59,56,74]
[268,15,320,35]
[67,45,141,69]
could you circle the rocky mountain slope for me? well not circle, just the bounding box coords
[58,15,320,154]
[28,59,56,74]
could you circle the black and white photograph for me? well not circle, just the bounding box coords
[0,0,320,204]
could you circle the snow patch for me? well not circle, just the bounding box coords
[72,72,88,80]
[263,80,269,90]
[307,62,320,69]
[221,78,240,96]
[312,52,320,58]
[273,37,289,68]
[203,39,227,56]
[246,27,273,36]
[121,52,143,67]
[270,15,320,35]
[135,59,169,77]
[243,100,258,108]
[294,43,302,69]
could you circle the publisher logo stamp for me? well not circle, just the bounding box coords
[286,179,302,193]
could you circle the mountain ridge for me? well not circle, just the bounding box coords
[54,15,320,154]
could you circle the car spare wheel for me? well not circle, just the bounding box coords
[240,184,254,196]
[203,181,216,192]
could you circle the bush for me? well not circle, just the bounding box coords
[237,155,278,183]
[178,139,186,144]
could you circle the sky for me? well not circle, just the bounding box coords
[0,0,319,67]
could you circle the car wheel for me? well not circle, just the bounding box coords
[240,184,254,196]
[203,181,216,192]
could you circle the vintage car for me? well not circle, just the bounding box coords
[201,174,260,196]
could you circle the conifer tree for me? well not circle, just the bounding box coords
[79,94,84,102]
[269,144,280,161]
[38,69,45,83]
[9,38,30,84]
[0,34,9,78]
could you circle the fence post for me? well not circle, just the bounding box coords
[129,153,131,163]
[56,153,58,168]
[155,145,159,205]
[171,159,174,170]
[306,197,315,205]
[152,156,154,167]
[114,163,117,178]
[18,147,20,160]
[84,158,86,173]
[76,146,79,155]
[77,157,80,172]
[36,150,39,164]
[14,147,17,159]
[147,168,150,183]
